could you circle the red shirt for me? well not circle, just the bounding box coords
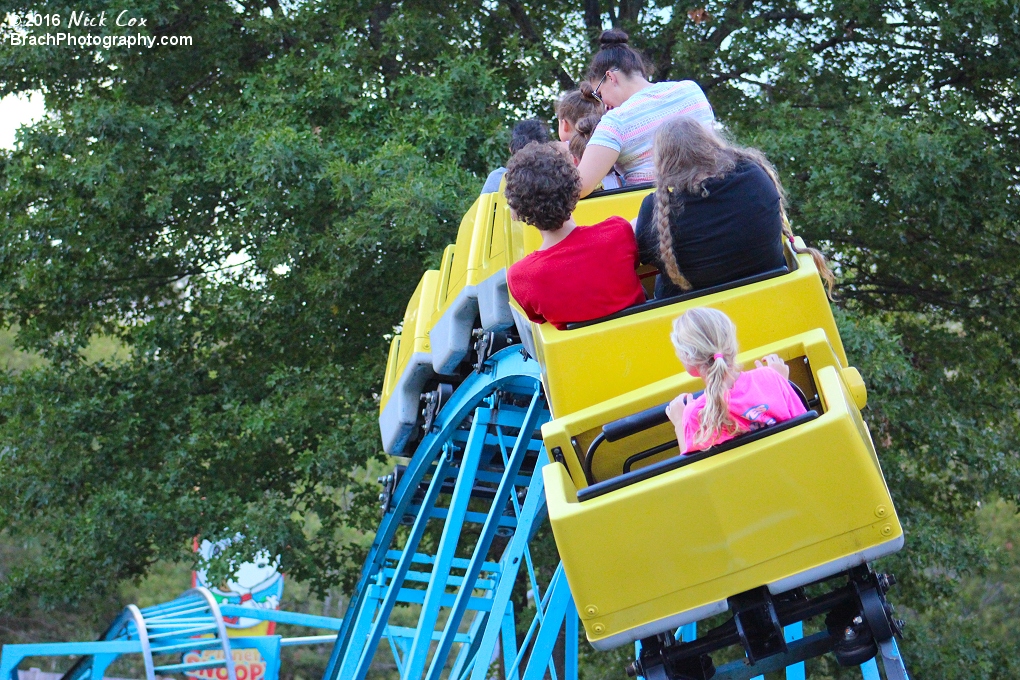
[507,217,646,330]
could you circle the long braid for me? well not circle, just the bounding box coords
[654,186,693,291]
[651,117,836,299]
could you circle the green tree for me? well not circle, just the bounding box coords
[2,0,1019,673]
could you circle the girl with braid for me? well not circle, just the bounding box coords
[665,308,807,454]
[634,117,834,299]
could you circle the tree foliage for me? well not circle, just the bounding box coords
[1,0,1019,670]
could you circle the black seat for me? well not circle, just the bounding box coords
[583,379,811,486]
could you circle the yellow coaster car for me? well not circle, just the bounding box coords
[542,328,902,651]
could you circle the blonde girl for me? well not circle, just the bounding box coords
[634,117,835,299]
[665,308,807,453]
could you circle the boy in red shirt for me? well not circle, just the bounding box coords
[505,142,645,330]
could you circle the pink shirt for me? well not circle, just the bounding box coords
[681,367,808,453]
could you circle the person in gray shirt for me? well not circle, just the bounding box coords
[481,119,551,194]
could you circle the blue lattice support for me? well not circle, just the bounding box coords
[466,467,549,680]
[402,408,494,680]
[519,565,574,680]
[424,386,546,680]
[501,605,521,680]
[346,455,456,679]
[323,347,565,680]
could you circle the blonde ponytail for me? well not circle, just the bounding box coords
[699,351,740,447]
[670,308,743,447]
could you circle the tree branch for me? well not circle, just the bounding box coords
[368,1,399,84]
[706,0,751,49]
[583,0,602,45]
[704,21,859,89]
[501,0,576,90]
[759,10,814,22]
[616,0,645,25]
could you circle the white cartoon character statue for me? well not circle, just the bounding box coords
[195,537,284,630]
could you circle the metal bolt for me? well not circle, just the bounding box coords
[853,616,863,625]
[592,623,605,634]
[844,626,858,641]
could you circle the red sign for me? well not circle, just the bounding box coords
[183,648,265,680]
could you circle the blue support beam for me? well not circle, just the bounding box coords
[468,469,549,680]
[402,409,493,680]
[1,643,142,680]
[346,455,455,680]
[425,387,546,680]
[324,351,543,680]
[519,565,574,680]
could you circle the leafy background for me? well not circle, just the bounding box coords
[1,1,1019,678]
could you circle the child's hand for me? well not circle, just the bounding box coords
[666,393,692,425]
[755,353,789,380]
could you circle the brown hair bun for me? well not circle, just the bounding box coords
[587,28,648,80]
[599,28,630,47]
[575,114,601,139]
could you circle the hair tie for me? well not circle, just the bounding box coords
[713,353,725,361]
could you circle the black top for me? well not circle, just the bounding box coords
[635,162,786,298]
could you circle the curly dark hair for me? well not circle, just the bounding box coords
[504,142,581,232]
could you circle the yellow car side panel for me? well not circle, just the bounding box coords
[381,270,441,414]
[380,336,401,410]
[571,187,652,227]
[434,244,457,311]
[445,198,482,302]
[541,332,901,647]
[430,193,508,333]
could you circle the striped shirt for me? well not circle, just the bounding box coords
[588,80,715,184]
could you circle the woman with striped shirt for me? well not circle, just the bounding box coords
[577,29,715,197]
